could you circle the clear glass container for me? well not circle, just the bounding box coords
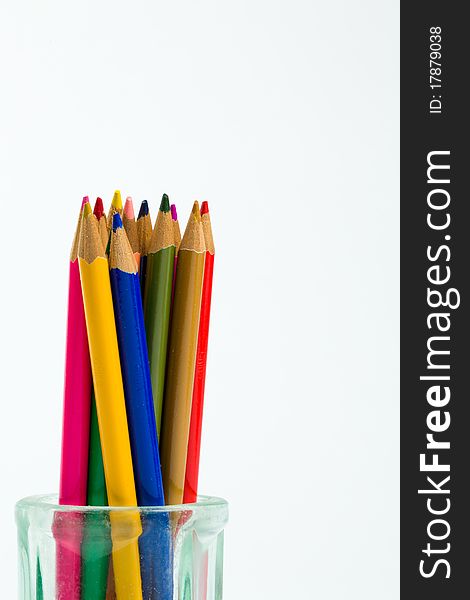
[15,494,228,600]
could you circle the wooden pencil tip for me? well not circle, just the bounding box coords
[112,212,123,231]
[112,190,122,210]
[124,197,135,220]
[138,200,149,218]
[200,201,209,215]
[192,201,201,222]
[160,194,170,212]
[180,202,205,252]
[93,197,104,219]
[170,204,178,221]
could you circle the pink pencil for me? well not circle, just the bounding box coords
[54,197,92,599]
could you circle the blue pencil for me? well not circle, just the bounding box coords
[109,213,172,600]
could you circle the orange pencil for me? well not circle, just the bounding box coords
[123,197,141,271]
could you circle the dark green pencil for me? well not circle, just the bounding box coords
[143,194,176,437]
[36,556,43,600]
[80,393,111,599]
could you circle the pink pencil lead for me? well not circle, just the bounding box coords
[124,197,135,220]
[82,196,89,207]
[170,204,178,221]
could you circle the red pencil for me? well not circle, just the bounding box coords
[184,201,214,503]
[94,197,109,250]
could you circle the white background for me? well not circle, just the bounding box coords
[0,1,399,597]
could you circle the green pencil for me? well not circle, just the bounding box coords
[36,556,43,600]
[143,194,176,437]
[80,392,111,599]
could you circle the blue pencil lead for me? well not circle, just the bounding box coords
[138,200,149,219]
[112,212,123,231]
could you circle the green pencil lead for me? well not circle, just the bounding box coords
[160,194,170,213]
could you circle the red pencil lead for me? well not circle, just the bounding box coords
[200,201,209,215]
[93,197,104,219]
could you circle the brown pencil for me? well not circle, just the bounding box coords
[160,201,206,504]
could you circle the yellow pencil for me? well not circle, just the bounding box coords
[78,201,142,600]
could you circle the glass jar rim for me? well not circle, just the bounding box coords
[16,493,228,515]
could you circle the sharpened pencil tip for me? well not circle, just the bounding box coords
[82,201,92,217]
[124,197,135,220]
[112,190,122,210]
[191,201,201,222]
[160,194,170,212]
[93,197,104,219]
[138,200,149,218]
[170,204,178,221]
[82,196,89,207]
[112,212,123,231]
[200,201,209,215]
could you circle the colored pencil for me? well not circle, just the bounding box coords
[137,200,152,295]
[143,194,175,438]
[170,204,181,303]
[36,556,43,600]
[160,202,206,504]
[184,201,215,503]
[86,393,108,506]
[109,213,164,507]
[59,197,92,506]
[170,204,181,254]
[55,197,92,600]
[110,213,172,600]
[94,197,109,250]
[78,201,143,600]
[107,190,123,230]
[81,393,111,600]
[123,197,141,271]
[80,212,114,598]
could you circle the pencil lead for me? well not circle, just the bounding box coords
[82,196,89,207]
[112,190,122,211]
[124,197,135,220]
[83,201,92,217]
[191,201,201,222]
[112,212,123,232]
[160,194,170,213]
[170,204,178,221]
[93,197,104,219]
[200,201,209,215]
[138,200,149,219]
